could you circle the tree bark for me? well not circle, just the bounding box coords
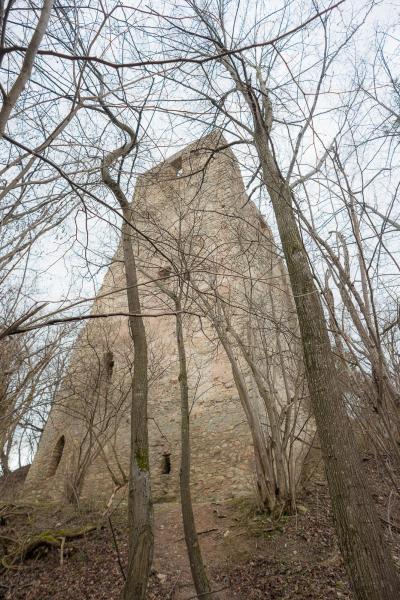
[121,210,153,600]
[255,132,400,599]
[175,299,213,600]
[100,113,153,599]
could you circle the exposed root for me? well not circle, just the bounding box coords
[0,524,100,569]
[0,503,32,525]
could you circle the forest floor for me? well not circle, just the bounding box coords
[1,454,400,600]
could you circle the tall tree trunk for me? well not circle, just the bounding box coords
[175,299,213,600]
[100,117,154,599]
[121,211,153,600]
[255,132,400,599]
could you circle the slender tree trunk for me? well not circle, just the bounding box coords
[175,300,213,600]
[100,119,154,599]
[255,133,400,599]
[226,323,289,505]
[216,320,277,510]
[0,0,54,134]
[0,448,10,477]
[121,212,153,600]
[194,292,279,509]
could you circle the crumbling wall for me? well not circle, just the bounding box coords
[25,132,310,505]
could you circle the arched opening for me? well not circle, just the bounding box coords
[103,350,114,380]
[47,435,65,477]
[161,453,171,475]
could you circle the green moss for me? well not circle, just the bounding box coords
[1,525,99,568]
[154,495,178,504]
[135,448,149,471]
[228,496,290,538]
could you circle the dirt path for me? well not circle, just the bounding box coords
[2,456,400,599]
[152,501,248,599]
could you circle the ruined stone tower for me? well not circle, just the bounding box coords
[25,132,310,505]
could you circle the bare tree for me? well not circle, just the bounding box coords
[148,2,400,597]
[0,279,69,475]
[0,0,54,135]
[99,103,153,600]
[2,2,400,599]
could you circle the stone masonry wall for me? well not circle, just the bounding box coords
[25,132,307,505]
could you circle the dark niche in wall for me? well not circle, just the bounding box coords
[161,453,171,475]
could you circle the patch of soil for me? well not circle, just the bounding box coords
[1,455,400,599]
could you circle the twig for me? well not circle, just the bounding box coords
[108,516,126,581]
[165,570,182,600]
[175,528,218,542]
[2,2,345,70]
[5,309,201,336]
[380,516,400,534]
[183,585,229,599]
[59,536,65,566]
